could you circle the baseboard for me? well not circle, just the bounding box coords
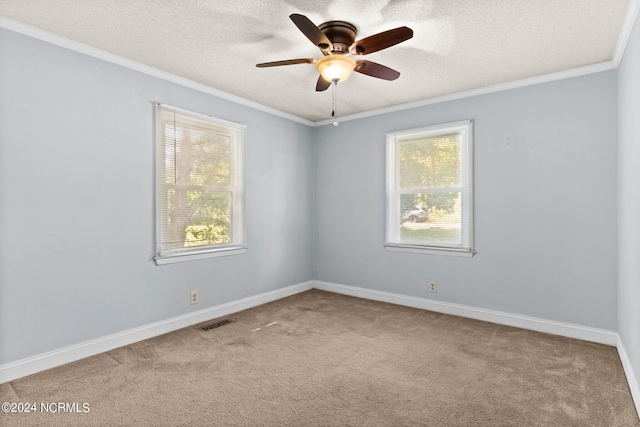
[312,281,618,346]
[0,281,313,384]
[313,280,640,418]
[617,338,640,417]
[0,279,623,385]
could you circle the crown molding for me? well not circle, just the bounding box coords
[2,4,638,128]
[313,61,616,126]
[614,0,640,67]
[0,16,315,127]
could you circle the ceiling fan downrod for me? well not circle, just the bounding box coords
[255,14,413,123]
[332,80,339,126]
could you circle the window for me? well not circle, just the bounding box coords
[385,120,474,256]
[155,104,246,265]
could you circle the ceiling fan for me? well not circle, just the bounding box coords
[256,14,414,92]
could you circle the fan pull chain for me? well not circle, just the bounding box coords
[332,80,339,126]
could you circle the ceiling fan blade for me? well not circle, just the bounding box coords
[316,75,331,92]
[256,58,314,68]
[354,60,401,81]
[290,14,333,51]
[351,26,413,55]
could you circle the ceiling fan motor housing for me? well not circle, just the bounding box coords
[318,21,357,54]
[255,14,411,93]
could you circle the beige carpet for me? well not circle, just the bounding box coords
[1,290,638,426]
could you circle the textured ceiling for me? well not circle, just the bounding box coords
[0,0,631,123]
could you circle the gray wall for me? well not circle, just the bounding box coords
[618,8,640,398]
[0,29,314,364]
[313,71,618,330]
[0,22,629,369]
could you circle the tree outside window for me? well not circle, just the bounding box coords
[155,105,245,264]
[386,121,473,254]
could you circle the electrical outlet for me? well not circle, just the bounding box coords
[429,281,437,293]
[190,290,199,305]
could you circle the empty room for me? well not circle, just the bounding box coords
[1,1,639,425]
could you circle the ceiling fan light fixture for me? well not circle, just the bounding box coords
[316,55,356,83]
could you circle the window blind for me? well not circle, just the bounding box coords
[155,104,246,261]
[386,121,473,253]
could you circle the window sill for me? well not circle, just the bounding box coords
[155,247,246,265]
[384,244,475,257]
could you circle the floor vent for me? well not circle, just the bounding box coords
[201,319,233,331]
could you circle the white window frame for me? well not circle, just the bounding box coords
[154,103,246,265]
[385,120,474,257]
